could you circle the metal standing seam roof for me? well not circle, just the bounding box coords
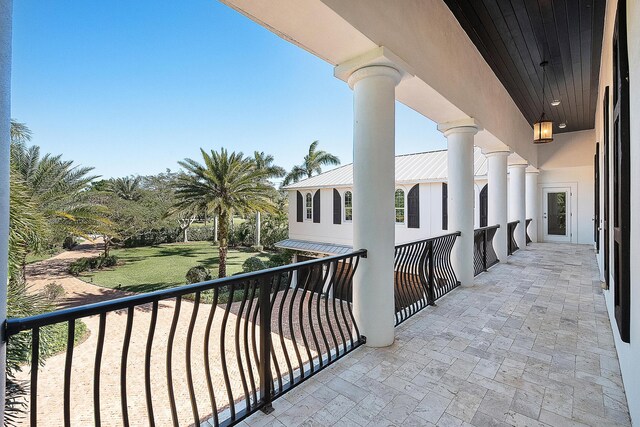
[274,239,354,255]
[283,148,488,190]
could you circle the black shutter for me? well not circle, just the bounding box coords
[594,144,600,252]
[333,189,341,224]
[442,183,448,230]
[479,184,488,227]
[407,184,420,228]
[296,191,303,222]
[612,2,630,343]
[603,86,610,289]
[313,190,321,223]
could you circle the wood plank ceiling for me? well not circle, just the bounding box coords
[444,0,606,134]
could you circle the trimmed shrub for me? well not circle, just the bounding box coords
[42,282,65,301]
[188,226,216,242]
[68,255,118,276]
[68,258,91,276]
[186,265,212,284]
[242,257,269,273]
[268,250,294,267]
[123,226,216,248]
[62,236,79,250]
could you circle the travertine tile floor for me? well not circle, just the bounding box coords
[243,243,631,426]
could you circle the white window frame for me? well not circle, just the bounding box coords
[305,192,313,221]
[343,189,353,222]
[395,188,406,225]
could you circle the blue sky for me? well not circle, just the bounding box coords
[11,0,445,180]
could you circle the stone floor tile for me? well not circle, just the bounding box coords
[510,388,543,420]
[445,389,485,423]
[470,410,511,427]
[413,390,452,423]
[379,393,419,424]
[472,358,501,379]
[258,244,630,427]
[477,389,513,420]
[541,385,573,418]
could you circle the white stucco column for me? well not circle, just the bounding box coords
[508,164,527,248]
[525,169,539,243]
[0,0,12,419]
[438,119,480,286]
[347,65,401,347]
[485,150,510,261]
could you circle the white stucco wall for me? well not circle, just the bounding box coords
[537,167,593,245]
[288,179,487,247]
[593,0,640,423]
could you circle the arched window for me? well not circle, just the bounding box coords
[305,193,312,220]
[395,189,405,223]
[344,191,353,221]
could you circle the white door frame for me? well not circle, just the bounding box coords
[539,183,577,243]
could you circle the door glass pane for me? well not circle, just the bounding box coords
[547,192,567,235]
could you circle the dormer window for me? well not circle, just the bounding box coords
[344,191,353,221]
[305,192,313,220]
[395,189,405,223]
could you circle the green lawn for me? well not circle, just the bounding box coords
[82,241,272,294]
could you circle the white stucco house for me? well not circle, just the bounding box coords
[277,144,595,256]
[278,148,488,253]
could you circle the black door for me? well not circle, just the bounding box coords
[479,184,488,228]
[612,1,630,343]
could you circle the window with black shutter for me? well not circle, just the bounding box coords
[407,184,420,228]
[296,191,303,222]
[612,1,630,343]
[313,190,321,223]
[442,183,448,230]
[479,184,488,227]
[333,189,341,224]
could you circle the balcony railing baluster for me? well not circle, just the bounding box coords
[474,225,500,276]
[5,250,366,427]
[507,220,520,255]
[525,218,533,244]
[394,232,460,326]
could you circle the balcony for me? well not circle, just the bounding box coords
[5,230,630,426]
[242,243,630,427]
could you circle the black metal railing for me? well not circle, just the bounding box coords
[473,225,500,276]
[5,250,366,427]
[507,220,520,255]
[525,218,532,245]
[393,232,460,326]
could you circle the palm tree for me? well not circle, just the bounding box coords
[252,151,286,179]
[109,176,143,201]
[174,148,277,278]
[252,151,285,248]
[282,140,340,186]
[10,122,110,245]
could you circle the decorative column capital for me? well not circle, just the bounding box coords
[483,150,511,158]
[508,163,528,170]
[437,118,482,137]
[525,167,540,174]
[347,65,402,89]
[335,46,414,89]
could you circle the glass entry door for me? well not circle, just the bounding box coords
[542,188,571,242]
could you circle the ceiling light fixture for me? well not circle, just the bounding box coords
[559,123,567,129]
[551,99,561,106]
[533,61,554,144]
